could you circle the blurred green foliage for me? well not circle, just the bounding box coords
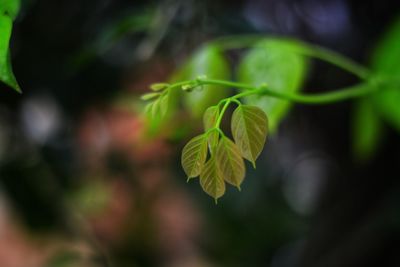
[352,97,383,161]
[238,39,308,132]
[0,0,20,92]
[0,0,20,19]
[352,17,400,161]
[371,17,400,131]
[181,45,230,118]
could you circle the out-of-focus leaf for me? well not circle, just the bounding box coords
[142,91,174,137]
[238,38,308,132]
[0,0,20,20]
[158,93,169,118]
[200,156,225,202]
[370,18,400,131]
[203,105,220,152]
[181,134,208,179]
[216,136,245,189]
[141,92,160,100]
[352,98,383,161]
[150,83,169,91]
[0,13,20,92]
[151,97,160,118]
[144,101,153,116]
[231,105,268,167]
[181,44,230,117]
[143,91,170,128]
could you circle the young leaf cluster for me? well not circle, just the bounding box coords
[181,100,268,202]
[141,27,400,201]
[142,83,171,121]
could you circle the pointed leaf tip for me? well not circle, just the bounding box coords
[150,83,169,91]
[200,156,225,200]
[141,92,160,100]
[252,161,256,169]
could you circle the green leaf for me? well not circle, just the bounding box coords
[181,134,208,179]
[143,101,162,136]
[143,90,174,137]
[144,99,159,123]
[0,0,21,20]
[352,98,383,161]
[144,101,153,115]
[141,92,160,100]
[370,17,400,131]
[231,105,268,167]
[216,136,245,189]
[200,156,225,202]
[181,44,230,117]
[144,92,169,118]
[151,97,160,118]
[203,106,219,152]
[0,13,20,92]
[158,92,169,118]
[150,83,169,91]
[238,38,308,132]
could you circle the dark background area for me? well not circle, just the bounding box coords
[0,0,400,266]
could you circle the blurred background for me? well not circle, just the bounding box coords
[1,0,400,266]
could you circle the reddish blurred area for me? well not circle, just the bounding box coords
[0,53,205,267]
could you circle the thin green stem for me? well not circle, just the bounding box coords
[257,84,376,104]
[168,75,396,106]
[230,98,242,105]
[196,78,381,105]
[167,80,194,91]
[296,44,370,80]
[197,78,257,91]
[216,99,231,128]
[210,34,370,79]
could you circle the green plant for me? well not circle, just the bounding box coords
[0,0,20,92]
[141,18,400,202]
